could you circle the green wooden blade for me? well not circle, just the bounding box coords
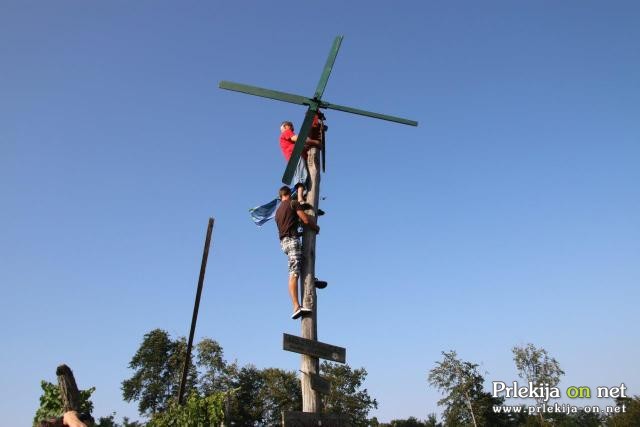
[313,36,343,100]
[219,81,311,106]
[320,100,418,126]
[282,107,317,185]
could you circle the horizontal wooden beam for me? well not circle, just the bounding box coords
[219,81,312,106]
[283,411,351,427]
[218,81,418,127]
[283,333,346,363]
[320,100,418,126]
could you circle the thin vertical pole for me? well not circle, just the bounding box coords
[178,217,215,405]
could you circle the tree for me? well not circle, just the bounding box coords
[259,368,302,425]
[428,351,484,427]
[122,330,379,425]
[378,414,442,427]
[428,350,515,427]
[95,413,143,427]
[321,362,378,427]
[121,329,198,416]
[606,395,640,427]
[383,416,433,426]
[146,392,226,427]
[227,365,266,425]
[512,343,564,424]
[196,338,234,395]
[425,413,442,427]
[33,380,95,427]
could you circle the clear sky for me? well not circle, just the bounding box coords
[2,1,639,425]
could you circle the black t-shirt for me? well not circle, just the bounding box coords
[275,199,302,240]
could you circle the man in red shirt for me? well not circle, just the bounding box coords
[279,119,322,203]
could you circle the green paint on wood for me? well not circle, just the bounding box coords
[218,35,418,185]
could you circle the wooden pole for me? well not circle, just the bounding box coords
[300,147,321,412]
[38,365,94,427]
[178,217,215,405]
[56,364,82,413]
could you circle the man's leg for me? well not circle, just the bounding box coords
[293,157,309,203]
[283,236,305,318]
[288,273,300,311]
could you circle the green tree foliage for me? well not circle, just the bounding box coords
[196,338,234,395]
[33,380,95,427]
[425,413,442,427]
[380,415,441,426]
[95,414,119,427]
[512,343,564,425]
[146,392,226,427]
[122,329,198,416]
[606,396,640,427]
[428,351,484,427]
[228,365,266,425]
[512,343,564,390]
[123,330,378,425]
[259,367,302,425]
[321,361,378,426]
[95,413,144,427]
[551,409,603,427]
[428,351,514,427]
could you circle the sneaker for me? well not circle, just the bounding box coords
[291,307,303,319]
[300,306,312,315]
[315,279,327,289]
[317,209,325,216]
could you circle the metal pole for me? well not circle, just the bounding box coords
[178,217,215,405]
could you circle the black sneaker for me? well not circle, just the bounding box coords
[317,209,325,216]
[315,280,327,289]
[291,307,303,319]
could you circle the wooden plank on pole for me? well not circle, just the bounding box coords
[310,373,331,395]
[283,333,346,363]
[283,411,351,427]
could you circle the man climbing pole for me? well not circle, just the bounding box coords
[249,115,324,225]
[279,117,323,203]
[275,186,320,319]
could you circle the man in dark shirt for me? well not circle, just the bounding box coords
[275,186,320,319]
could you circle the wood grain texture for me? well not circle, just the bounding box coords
[283,334,346,364]
[300,147,321,411]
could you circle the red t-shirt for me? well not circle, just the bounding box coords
[279,115,321,161]
[279,128,296,161]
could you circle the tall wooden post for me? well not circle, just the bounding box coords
[178,217,215,405]
[219,36,417,422]
[300,146,321,411]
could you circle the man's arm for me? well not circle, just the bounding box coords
[296,210,320,234]
[62,411,87,427]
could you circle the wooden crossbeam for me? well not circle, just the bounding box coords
[218,35,418,184]
[283,333,346,363]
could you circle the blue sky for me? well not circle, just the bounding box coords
[1,1,639,424]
